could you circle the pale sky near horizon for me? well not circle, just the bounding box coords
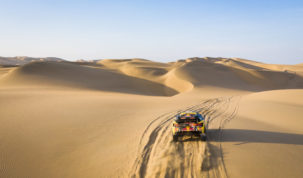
[0,0,302,64]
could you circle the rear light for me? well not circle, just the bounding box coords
[197,123,204,126]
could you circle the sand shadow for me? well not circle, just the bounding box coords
[207,129,303,145]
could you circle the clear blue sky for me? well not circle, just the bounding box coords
[0,0,302,64]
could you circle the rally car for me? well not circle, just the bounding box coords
[172,111,206,141]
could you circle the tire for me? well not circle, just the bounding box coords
[173,135,178,142]
[201,134,207,141]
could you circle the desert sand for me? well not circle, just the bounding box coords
[0,57,303,178]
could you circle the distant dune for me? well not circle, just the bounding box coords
[0,57,303,178]
[0,56,65,66]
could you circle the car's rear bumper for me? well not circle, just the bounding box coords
[174,131,203,136]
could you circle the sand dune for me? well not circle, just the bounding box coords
[0,61,178,96]
[0,57,303,178]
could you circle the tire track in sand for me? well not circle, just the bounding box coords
[130,96,241,178]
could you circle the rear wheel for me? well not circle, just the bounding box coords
[201,133,207,141]
[173,135,178,142]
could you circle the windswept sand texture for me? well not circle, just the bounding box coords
[0,57,303,178]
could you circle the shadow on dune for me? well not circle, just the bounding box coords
[0,64,18,68]
[208,129,303,145]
